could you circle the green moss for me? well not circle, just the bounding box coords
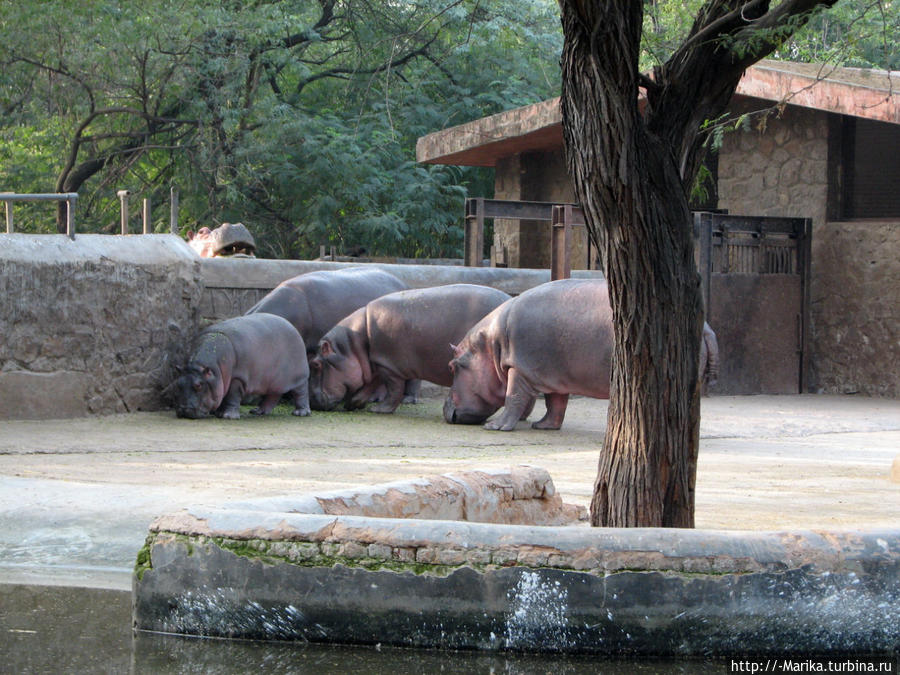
[134,535,154,581]
[211,536,465,577]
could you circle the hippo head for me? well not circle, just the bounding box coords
[308,336,367,411]
[172,364,222,418]
[443,339,505,425]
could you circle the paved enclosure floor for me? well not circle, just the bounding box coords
[1,393,898,590]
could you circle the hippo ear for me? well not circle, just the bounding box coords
[449,343,463,358]
[319,340,334,358]
[186,230,195,241]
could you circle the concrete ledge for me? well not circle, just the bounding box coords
[133,469,900,655]
[200,257,603,295]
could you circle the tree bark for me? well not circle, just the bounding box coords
[558,0,838,527]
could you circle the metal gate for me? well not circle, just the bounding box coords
[695,212,811,394]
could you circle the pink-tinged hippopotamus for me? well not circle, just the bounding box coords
[444,278,720,431]
[187,222,256,257]
[245,268,408,360]
[173,313,309,419]
[309,284,511,413]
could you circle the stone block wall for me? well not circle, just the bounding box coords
[0,234,201,419]
[811,221,900,396]
[717,99,899,396]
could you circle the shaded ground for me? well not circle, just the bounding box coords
[1,392,898,590]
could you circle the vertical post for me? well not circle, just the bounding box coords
[5,200,12,233]
[66,194,76,239]
[142,198,151,234]
[464,198,484,267]
[550,205,573,281]
[695,211,713,317]
[169,187,179,234]
[798,217,812,393]
[118,190,130,235]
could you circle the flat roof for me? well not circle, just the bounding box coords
[417,60,900,167]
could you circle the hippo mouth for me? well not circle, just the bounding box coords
[175,407,210,419]
[443,399,490,425]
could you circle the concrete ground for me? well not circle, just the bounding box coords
[1,392,898,591]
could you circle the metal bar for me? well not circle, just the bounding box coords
[799,218,812,393]
[66,195,76,239]
[0,193,78,237]
[142,198,151,234]
[0,192,79,202]
[118,190,130,235]
[550,205,573,281]
[169,187,179,234]
[464,197,484,267]
[696,211,713,315]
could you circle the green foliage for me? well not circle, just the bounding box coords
[0,0,561,258]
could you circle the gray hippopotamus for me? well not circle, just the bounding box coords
[245,268,408,359]
[309,284,511,413]
[444,278,718,431]
[173,313,310,419]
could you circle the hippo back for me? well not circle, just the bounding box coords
[247,267,407,350]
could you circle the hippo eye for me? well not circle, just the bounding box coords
[193,381,204,392]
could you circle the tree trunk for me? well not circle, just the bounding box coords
[559,2,704,527]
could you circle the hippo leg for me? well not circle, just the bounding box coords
[290,383,311,417]
[216,380,245,420]
[484,368,535,431]
[532,393,569,430]
[402,379,421,404]
[369,370,405,414]
[348,379,384,410]
[520,396,536,421]
[249,393,281,416]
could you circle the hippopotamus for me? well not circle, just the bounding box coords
[245,268,408,360]
[187,222,256,258]
[309,284,511,413]
[444,278,719,431]
[172,313,309,419]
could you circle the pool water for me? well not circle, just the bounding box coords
[1,584,725,673]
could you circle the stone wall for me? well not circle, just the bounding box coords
[0,234,201,419]
[717,99,899,396]
[811,220,900,396]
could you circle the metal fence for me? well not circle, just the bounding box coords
[2,192,78,239]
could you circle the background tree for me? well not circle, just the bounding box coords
[558,0,853,527]
[0,0,562,257]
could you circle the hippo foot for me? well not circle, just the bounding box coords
[292,406,311,417]
[220,410,241,420]
[402,395,418,404]
[483,419,516,431]
[531,419,562,430]
[369,402,399,414]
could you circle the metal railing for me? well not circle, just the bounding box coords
[2,187,181,238]
[2,192,78,239]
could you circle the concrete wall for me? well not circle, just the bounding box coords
[0,234,201,419]
[717,99,899,397]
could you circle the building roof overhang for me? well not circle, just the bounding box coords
[416,60,900,167]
